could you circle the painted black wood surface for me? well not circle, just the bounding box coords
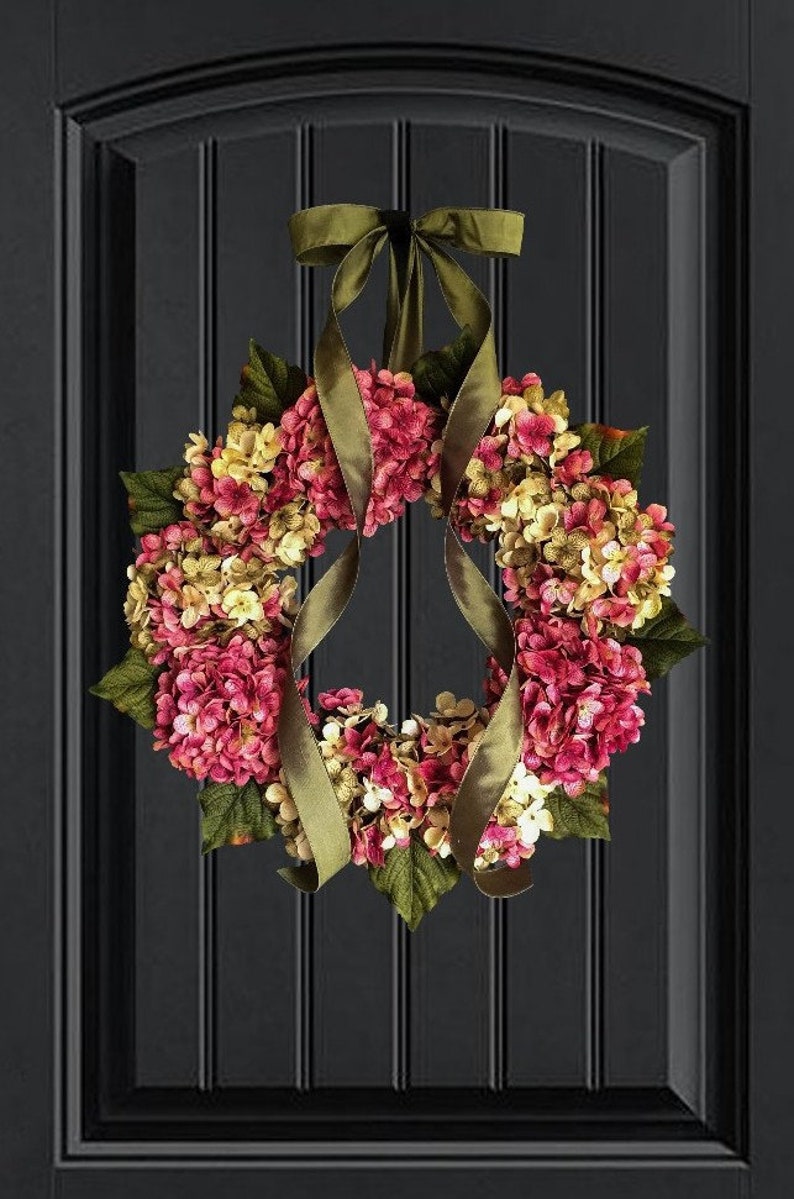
[1,2,788,1196]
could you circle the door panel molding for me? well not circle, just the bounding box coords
[54,47,747,1177]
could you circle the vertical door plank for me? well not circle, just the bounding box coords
[408,121,494,714]
[307,122,395,1087]
[212,130,298,1087]
[601,148,670,1086]
[133,149,201,1086]
[504,130,590,1086]
[408,123,492,1086]
[507,133,590,405]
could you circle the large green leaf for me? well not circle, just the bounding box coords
[543,777,611,841]
[626,596,707,679]
[410,326,477,409]
[234,340,308,424]
[200,780,278,853]
[368,838,460,930]
[573,423,648,487]
[120,466,185,536]
[90,647,161,729]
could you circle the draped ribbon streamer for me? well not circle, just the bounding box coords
[280,203,531,899]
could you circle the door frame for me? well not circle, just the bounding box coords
[0,2,790,1196]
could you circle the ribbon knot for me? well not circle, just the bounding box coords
[279,203,531,900]
[378,208,413,238]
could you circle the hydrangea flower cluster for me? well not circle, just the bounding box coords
[429,376,676,632]
[272,367,441,538]
[487,611,649,797]
[176,366,439,560]
[262,689,554,872]
[153,635,291,786]
[125,521,298,665]
[126,365,439,791]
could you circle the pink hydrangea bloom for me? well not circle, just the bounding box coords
[273,387,350,530]
[508,409,557,459]
[563,497,607,537]
[183,446,271,550]
[643,503,676,556]
[417,753,466,806]
[487,613,649,796]
[351,819,388,868]
[474,435,506,472]
[317,687,364,712]
[502,372,542,396]
[153,635,289,786]
[453,485,505,541]
[502,565,529,609]
[589,596,637,628]
[270,366,440,538]
[369,744,409,800]
[339,725,417,821]
[417,726,469,808]
[135,522,204,568]
[476,820,536,870]
[145,568,205,663]
[335,717,382,771]
[553,448,593,486]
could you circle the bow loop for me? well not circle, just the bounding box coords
[415,206,524,257]
[288,203,384,266]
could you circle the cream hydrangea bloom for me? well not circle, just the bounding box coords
[490,762,555,846]
[423,816,453,858]
[507,761,555,805]
[362,778,392,813]
[210,416,282,494]
[517,798,555,845]
[263,501,322,567]
[220,587,265,626]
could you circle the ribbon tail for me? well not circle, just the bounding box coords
[443,526,529,898]
[422,237,528,899]
[277,676,351,891]
[278,229,386,893]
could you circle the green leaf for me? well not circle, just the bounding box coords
[89,647,161,729]
[199,780,278,853]
[234,340,308,424]
[410,326,478,409]
[368,839,460,930]
[573,423,649,487]
[544,777,611,841]
[120,466,185,536]
[626,596,707,679]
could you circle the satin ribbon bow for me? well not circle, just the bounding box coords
[279,203,532,899]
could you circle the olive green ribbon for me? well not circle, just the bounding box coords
[280,203,532,899]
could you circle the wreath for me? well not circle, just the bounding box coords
[93,203,705,929]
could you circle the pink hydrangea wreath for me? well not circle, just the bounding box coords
[93,335,704,928]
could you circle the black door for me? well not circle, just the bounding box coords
[1,1,789,1195]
